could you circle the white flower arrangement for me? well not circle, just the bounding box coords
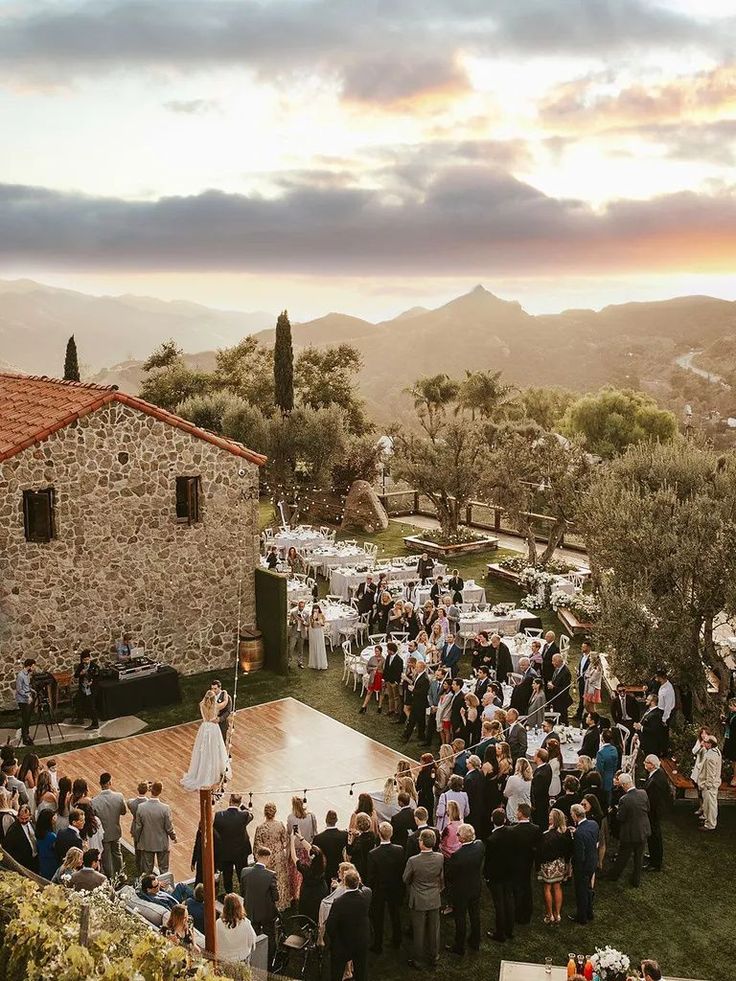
[521,592,545,610]
[491,601,516,615]
[590,946,631,980]
[554,724,581,745]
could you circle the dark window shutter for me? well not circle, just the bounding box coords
[23,488,55,542]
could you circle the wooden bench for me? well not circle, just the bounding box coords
[557,606,593,636]
[661,758,736,804]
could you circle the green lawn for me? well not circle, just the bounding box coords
[9,512,731,980]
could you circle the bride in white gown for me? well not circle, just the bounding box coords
[181,691,231,791]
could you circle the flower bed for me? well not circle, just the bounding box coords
[403,532,499,557]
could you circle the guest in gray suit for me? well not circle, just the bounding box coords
[134,781,177,874]
[127,782,150,873]
[402,828,444,969]
[91,772,127,879]
[609,773,651,888]
[506,709,528,764]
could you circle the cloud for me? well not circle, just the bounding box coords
[341,54,470,109]
[1,169,735,276]
[163,98,219,115]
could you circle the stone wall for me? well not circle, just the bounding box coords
[0,403,260,707]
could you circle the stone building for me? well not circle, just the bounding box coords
[0,373,265,706]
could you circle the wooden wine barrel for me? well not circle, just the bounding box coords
[238,629,264,674]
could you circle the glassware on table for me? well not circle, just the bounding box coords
[545,956,553,976]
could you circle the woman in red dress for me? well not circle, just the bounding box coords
[358,646,385,715]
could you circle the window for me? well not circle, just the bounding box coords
[23,488,55,542]
[176,476,201,524]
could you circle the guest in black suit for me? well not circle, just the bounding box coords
[474,665,491,704]
[367,822,405,952]
[609,773,651,887]
[635,696,667,758]
[578,712,601,759]
[403,661,430,743]
[510,657,537,713]
[643,755,670,872]
[356,576,377,616]
[569,803,599,923]
[611,683,642,731]
[382,642,404,720]
[406,808,440,857]
[390,792,417,848]
[347,812,378,882]
[484,808,516,942]
[312,811,349,886]
[463,755,486,839]
[447,570,464,604]
[54,808,85,863]
[531,749,553,830]
[490,634,514,682]
[540,631,560,686]
[3,805,38,873]
[445,823,484,955]
[326,869,372,981]
[429,577,445,606]
[547,653,573,724]
[214,794,253,894]
[241,846,279,958]
[575,642,592,721]
[509,803,542,924]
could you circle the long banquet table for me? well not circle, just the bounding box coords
[458,610,543,637]
[329,562,448,600]
[499,962,704,981]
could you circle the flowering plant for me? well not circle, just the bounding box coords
[491,602,516,615]
[590,946,631,980]
[520,592,545,610]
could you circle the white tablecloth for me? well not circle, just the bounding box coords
[526,729,584,767]
[458,610,539,638]
[307,546,373,577]
[270,529,331,551]
[286,579,313,604]
[319,602,359,645]
[415,582,486,607]
[329,562,448,600]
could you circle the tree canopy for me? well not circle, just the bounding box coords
[562,386,678,458]
[273,310,294,415]
[63,335,80,382]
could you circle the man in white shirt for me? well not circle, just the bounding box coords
[655,668,676,755]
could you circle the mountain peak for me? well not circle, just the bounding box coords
[470,284,488,295]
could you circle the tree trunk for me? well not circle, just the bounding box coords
[539,519,567,567]
[522,518,537,565]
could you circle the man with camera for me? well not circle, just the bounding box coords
[15,658,36,746]
[74,649,100,731]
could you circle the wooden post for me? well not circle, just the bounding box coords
[200,788,217,960]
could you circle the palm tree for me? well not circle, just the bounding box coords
[406,374,460,437]
[459,370,516,421]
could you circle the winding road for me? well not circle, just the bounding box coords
[674,350,728,387]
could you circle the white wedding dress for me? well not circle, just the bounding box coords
[181,698,230,791]
[308,618,328,670]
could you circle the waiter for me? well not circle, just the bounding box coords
[74,649,100,731]
[15,658,37,746]
[211,679,232,744]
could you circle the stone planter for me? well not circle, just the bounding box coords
[486,563,522,586]
[403,533,498,558]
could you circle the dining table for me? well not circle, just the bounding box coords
[414,580,486,607]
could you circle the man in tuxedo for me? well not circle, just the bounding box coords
[403,829,444,969]
[3,804,38,872]
[635,694,667,758]
[490,634,514,682]
[382,642,404,719]
[134,781,177,874]
[506,709,528,764]
[445,824,484,956]
[643,755,670,872]
[447,569,464,604]
[367,822,405,953]
[403,660,430,743]
[55,807,85,862]
[424,667,447,748]
[313,810,349,886]
[326,869,372,981]
[429,576,445,606]
[609,773,651,887]
[575,642,592,721]
[484,808,515,942]
[540,631,560,686]
[441,634,463,678]
[390,792,417,848]
[356,575,377,616]
[127,782,149,873]
[531,748,552,829]
[241,846,279,959]
[406,807,440,857]
[547,653,572,724]
[464,755,486,839]
[540,718,559,748]
[611,683,642,733]
[214,794,253,894]
[474,665,491,704]
[578,712,601,759]
[509,803,542,924]
[510,656,537,713]
[569,803,599,924]
[449,677,466,738]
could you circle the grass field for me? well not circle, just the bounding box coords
[5,510,732,979]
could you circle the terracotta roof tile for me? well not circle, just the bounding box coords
[0,373,266,466]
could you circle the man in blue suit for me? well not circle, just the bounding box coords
[569,803,599,924]
[441,634,463,678]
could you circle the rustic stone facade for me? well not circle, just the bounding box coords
[0,402,260,707]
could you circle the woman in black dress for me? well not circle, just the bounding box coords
[416,753,437,821]
[346,812,377,882]
[536,807,573,924]
[293,840,328,924]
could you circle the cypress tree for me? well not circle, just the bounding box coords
[63,335,80,382]
[273,310,294,414]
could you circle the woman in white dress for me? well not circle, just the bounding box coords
[181,691,230,791]
[308,605,328,670]
[504,758,532,823]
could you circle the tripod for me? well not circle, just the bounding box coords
[32,686,64,745]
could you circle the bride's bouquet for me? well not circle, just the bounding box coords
[590,947,631,980]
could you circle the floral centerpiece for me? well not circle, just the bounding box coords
[554,724,582,745]
[590,946,631,980]
[491,601,517,616]
[550,588,601,622]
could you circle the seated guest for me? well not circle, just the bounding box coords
[138,873,179,910]
[185,883,206,935]
[3,803,38,872]
[35,807,59,880]
[51,846,83,885]
[162,903,200,953]
[70,848,108,892]
[215,893,257,963]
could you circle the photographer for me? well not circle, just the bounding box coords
[15,658,36,746]
[74,650,100,731]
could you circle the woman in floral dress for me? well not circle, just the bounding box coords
[253,801,290,911]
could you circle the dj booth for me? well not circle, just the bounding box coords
[95,659,182,720]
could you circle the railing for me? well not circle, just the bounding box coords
[378,491,587,553]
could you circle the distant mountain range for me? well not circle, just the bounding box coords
[2,278,734,421]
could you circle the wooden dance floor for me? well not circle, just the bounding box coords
[46,697,408,881]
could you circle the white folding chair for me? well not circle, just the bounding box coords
[567,572,585,591]
[355,613,370,645]
[390,632,409,643]
[459,626,476,651]
[350,655,366,691]
[262,528,275,541]
[508,672,524,687]
[616,723,631,755]
[368,633,387,646]
[544,711,561,725]
[523,627,543,639]
[341,641,354,684]
[622,733,640,774]
[475,601,488,612]
[326,594,343,603]
[559,634,570,655]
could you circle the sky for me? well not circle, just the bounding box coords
[1,0,735,320]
